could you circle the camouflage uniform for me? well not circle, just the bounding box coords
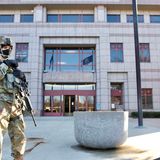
[0,62,26,160]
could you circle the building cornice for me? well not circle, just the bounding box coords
[0,0,160,5]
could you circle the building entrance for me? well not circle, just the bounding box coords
[43,83,96,116]
[64,95,75,116]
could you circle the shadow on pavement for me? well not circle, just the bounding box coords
[25,137,46,154]
[71,144,153,160]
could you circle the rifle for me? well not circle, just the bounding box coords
[14,80,37,127]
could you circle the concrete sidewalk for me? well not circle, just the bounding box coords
[3,117,160,160]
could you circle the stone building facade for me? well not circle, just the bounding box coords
[0,0,160,115]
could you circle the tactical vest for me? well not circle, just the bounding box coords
[0,61,21,103]
[0,72,21,103]
[0,73,14,102]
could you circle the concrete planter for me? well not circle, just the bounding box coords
[74,111,128,149]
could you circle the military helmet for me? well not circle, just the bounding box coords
[0,36,12,47]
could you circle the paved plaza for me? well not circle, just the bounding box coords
[3,117,160,160]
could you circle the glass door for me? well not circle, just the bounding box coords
[43,95,63,116]
[64,95,75,116]
[53,96,62,113]
[111,83,124,110]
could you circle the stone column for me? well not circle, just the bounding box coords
[94,5,106,22]
[34,5,46,22]
[96,35,109,110]
[43,6,47,22]
[121,11,126,23]
[14,11,20,23]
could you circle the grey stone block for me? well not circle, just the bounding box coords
[74,111,128,149]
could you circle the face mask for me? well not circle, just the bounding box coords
[0,48,11,59]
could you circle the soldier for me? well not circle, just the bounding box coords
[0,36,26,160]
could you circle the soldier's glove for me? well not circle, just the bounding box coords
[3,59,18,69]
[13,69,26,81]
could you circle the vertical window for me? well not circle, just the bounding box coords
[87,96,95,111]
[47,14,58,22]
[78,96,86,111]
[44,49,56,71]
[110,43,123,62]
[107,14,120,23]
[150,15,160,23]
[81,48,95,71]
[111,83,124,110]
[127,15,144,23]
[0,15,14,23]
[141,89,153,109]
[20,14,33,23]
[53,96,62,113]
[44,96,51,112]
[15,43,29,62]
[139,43,150,62]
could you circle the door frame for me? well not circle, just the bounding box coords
[64,95,75,116]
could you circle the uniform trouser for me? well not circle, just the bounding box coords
[0,101,26,160]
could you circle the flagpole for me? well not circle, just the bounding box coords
[52,50,54,71]
[92,50,94,71]
[132,0,143,126]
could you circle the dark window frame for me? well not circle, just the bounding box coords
[44,47,96,72]
[107,14,121,23]
[110,43,124,62]
[111,82,124,110]
[47,14,94,23]
[47,14,58,23]
[139,43,150,63]
[20,14,33,23]
[150,15,160,23]
[141,88,153,109]
[15,43,29,63]
[81,14,94,22]
[61,14,80,23]
[127,14,144,23]
[0,15,14,23]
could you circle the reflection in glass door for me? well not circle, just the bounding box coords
[111,83,124,110]
[64,95,75,116]
[43,95,63,116]
[78,96,86,111]
[53,96,61,113]
[87,96,94,111]
[78,96,95,111]
[44,96,51,112]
